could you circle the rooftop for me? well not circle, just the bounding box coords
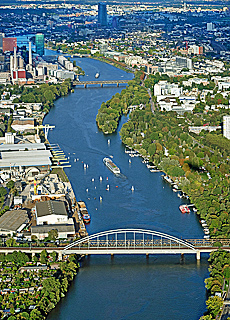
[0,210,28,232]
[36,200,67,218]
[31,223,75,234]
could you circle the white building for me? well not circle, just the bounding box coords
[154,81,183,97]
[223,115,230,139]
[207,22,214,31]
[35,200,69,225]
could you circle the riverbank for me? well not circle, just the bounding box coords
[91,56,133,73]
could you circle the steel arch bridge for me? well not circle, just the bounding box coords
[62,228,203,259]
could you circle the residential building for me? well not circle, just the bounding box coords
[223,115,230,139]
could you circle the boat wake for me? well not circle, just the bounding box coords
[116,173,127,180]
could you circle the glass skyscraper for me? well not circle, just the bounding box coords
[35,33,44,56]
[98,3,107,26]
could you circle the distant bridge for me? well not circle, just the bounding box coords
[1,229,230,261]
[73,79,129,88]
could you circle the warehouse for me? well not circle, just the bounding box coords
[0,143,52,176]
[31,224,75,240]
[0,210,29,236]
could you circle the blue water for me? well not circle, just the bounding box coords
[43,55,208,320]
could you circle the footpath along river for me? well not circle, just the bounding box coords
[45,56,209,320]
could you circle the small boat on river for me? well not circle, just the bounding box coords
[179,205,190,214]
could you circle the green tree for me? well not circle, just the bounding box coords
[6,238,17,247]
[40,249,48,264]
[48,229,58,241]
[6,180,14,189]
[30,309,43,320]
[206,296,223,318]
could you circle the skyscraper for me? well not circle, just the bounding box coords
[98,3,107,26]
[35,33,44,56]
[2,37,17,52]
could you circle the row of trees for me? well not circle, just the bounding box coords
[13,79,73,114]
[119,105,230,238]
[199,249,230,319]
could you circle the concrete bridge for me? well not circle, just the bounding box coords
[0,229,228,261]
[73,79,129,88]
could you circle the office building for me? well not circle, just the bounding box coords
[98,3,107,26]
[2,37,17,52]
[0,33,5,50]
[223,115,230,140]
[35,33,44,56]
[207,22,214,31]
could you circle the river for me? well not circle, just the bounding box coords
[44,54,209,320]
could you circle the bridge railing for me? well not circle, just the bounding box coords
[68,239,194,250]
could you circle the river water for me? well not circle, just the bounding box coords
[44,55,209,320]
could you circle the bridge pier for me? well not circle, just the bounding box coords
[101,83,103,88]
[84,84,87,88]
[117,83,119,87]
[196,251,201,261]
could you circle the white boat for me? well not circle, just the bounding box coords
[103,157,120,174]
[100,196,103,201]
[95,72,100,78]
[131,186,134,191]
[99,176,103,181]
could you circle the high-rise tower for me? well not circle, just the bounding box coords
[35,33,44,56]
[98,3,107,26]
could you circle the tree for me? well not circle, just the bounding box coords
[6,180,14,189]
[30,309,43,320]
[40,249,48,264]
[0,187,7,197]
[206,296,223,318]
[148,143,156,156]
[6,238,17,247]
[48,229,58,241]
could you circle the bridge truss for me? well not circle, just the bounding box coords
[63,228,196,252]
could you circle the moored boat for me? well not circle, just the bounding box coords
[179,204,190,214]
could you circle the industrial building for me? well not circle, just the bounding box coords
[31,224,75,240]
[0,210,29,236]
[35,200,69,225]
[0,143,52,176]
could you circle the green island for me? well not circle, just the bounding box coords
[96,71,149,134]
[0,250,79,320]
[96,69,230,319]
